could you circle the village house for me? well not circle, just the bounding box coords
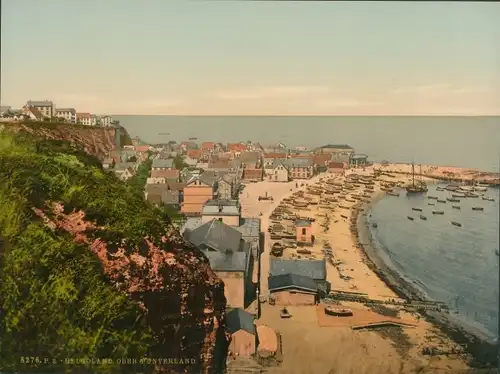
[286,157,314,179]
[227,143,248,157]
[114,166,134,181]
[22,106,44,121]
[239,151,261,168]
[242,167,263,182]
[264,160,289,182]
[134,144,151,153]
[152,158,174,171]
[181,141,198,153]
[206,159,231,173]
[316,144,355,158]
[76,113,92,126]
[114,162,139,172]
[268,273,319,306]
[181,172,217,216]
[147,169,180,184]
[270,258,330,295]
[25,100,54,118]
[263,153,288,167]
[182,199,261,257]
[184,219,254,309]
[144,184,180,209]
[100,115,113,127]
[201,199,241,226]
[313,153,333,168]
[328,161,345,174]
[200,142,216,152]
[226,308,257,357]
[102,158,114,169]
[296,219,314,245]
[55,108,76,123]
[187,149,202,160]
[217,174,234,200]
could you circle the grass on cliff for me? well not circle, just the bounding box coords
[0,133,174,373]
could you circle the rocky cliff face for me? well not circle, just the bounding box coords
[0,122,131,159]
[0,124,230,374]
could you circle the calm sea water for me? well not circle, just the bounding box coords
[369,184,500,339]
[116,115,500,338]
[114,115,500,172]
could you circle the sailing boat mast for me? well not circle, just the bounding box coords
[412,162,415,187]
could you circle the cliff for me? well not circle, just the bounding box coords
[0,125,230,374]
[0,121,132,159]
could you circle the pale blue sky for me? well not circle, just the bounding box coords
[2,1,499,115]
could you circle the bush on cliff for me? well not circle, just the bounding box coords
[0,134,178,373]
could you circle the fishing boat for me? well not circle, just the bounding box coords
[406,163,428,194]
[432,211,444,215]
[428,196,438,200]
[412,207,423,212]
[325,306,353,317]
[465,192,480,198]
[482,197,495,202]
[451,221,462,227]
[452,193,466,198]
[436,187,445,191]
[407,216,414,220]
[445,185,459,191]
[447,198,460,203]
[458,186,474,192]
[387,191,399,196]
[420,215,427,220]
[452,205,461,209]
[472,206,484,211]
[474,186,488,192]
[428,202,435,206]
[437,199,446,203]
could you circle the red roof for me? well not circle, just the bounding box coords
[200,142,215,150]
[76,112,91,119]
[313,154,333,166]
[227,143,247,152]
[150,169,180,179]
[242,168,263,179]
[135,145,150,152]
[187,149,201,159]
[264,153,287,159]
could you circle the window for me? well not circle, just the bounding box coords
[302,228,306,235]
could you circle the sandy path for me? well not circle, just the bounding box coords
[239,175,326,296]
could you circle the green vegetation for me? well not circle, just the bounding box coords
[172,154,188,170]
[126,159,152,196]
[0,133,176,373]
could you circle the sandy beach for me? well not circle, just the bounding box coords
[237,163,487,373]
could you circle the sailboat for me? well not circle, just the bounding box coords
[406,163,428,194]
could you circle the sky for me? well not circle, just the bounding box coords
[1,1,500,116]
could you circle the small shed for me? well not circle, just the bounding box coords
[349,154,368,167]
[226,308,257,357]
[295,219,313,245]
[268,273,318,306]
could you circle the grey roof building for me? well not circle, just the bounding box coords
[204,249,250,273]
[270,259,326,281]
[185,218,244,253]
[286,158,313,168]
[226,308,256,335]
[268,273,318,293]
[202,199,241,216]
[152,158,174,169]
[114,162,136,171]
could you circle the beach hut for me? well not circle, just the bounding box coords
[295,219,313,245]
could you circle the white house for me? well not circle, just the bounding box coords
[76,113,92,126]
[101,115,113,127]
[55,108,76,123]
[25,100,54,118]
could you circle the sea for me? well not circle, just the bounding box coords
[115,115,500,339]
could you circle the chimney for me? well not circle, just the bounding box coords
[114,126,121,150]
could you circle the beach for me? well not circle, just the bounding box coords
[238,163,494,373]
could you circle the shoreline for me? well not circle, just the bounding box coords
[356,189,498,368]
